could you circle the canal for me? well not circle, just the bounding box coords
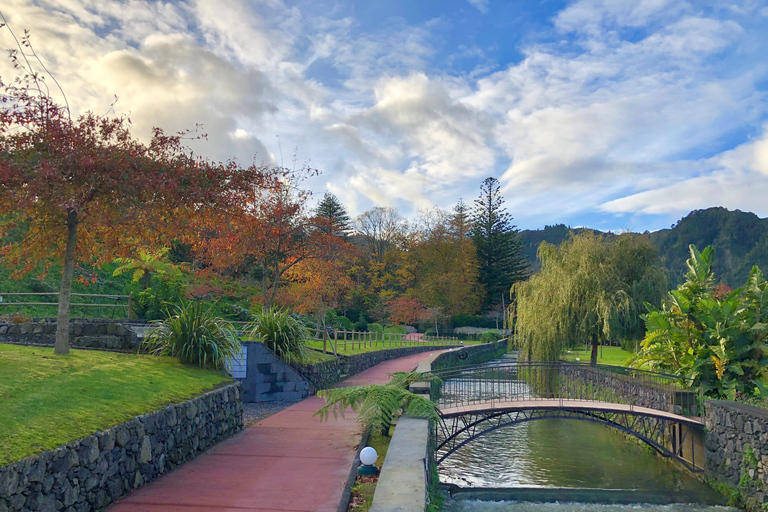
[438,359,733,512]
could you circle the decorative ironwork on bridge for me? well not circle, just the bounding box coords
[422,361,704,472]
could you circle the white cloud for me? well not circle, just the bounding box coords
[467,0,489,14]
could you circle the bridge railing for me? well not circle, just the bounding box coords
[424,361,703,418]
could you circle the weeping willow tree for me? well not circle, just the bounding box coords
[512,232,667,364]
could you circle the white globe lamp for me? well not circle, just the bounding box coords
[358,446,379,475]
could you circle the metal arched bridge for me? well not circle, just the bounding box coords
[420,361,704,472]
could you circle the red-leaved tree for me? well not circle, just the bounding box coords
[0,28,265,354]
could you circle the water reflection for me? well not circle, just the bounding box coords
[443,501,738,512]
[439,420,709,492]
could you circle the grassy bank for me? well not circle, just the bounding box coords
[0,344,231,465]
[560,345,635,366]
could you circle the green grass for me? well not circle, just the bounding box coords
[560,345,635,366]
[0,344,231,465]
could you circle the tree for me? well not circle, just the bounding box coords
[316,192,351,238]
[385,297,428,326]
[411,207,482,316]
[451,199,472,240]
[112,248,183,290]
[471,177,528,309]
[513,232,667,364]
[195,174,345,309]
[0,30,263,354]
[355,207,408,263]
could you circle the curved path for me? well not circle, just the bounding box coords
[110,349,450,512]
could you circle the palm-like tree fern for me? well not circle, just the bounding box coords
[314,372,441,435]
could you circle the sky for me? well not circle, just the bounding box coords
[1,0,767,232]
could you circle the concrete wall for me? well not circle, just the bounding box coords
[0,319,146,351]
[705,400,768,510]
[238,342,309,403]
[0,383,243,512]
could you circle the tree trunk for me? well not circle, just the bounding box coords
[141,269,151,290]
[590,335,599,366]
[55,209,78,355]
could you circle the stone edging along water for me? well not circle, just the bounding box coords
[704,400,768,510]
[369,340,507,512]
[0,382,243,512]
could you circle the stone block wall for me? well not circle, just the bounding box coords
[0,383,243,512]
[0,319,146,351]
[239,342,309,402]
[705,400,768,509]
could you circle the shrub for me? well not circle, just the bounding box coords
[480,330,505,343]
[143,301,241,369]
[368,323,384,340]
[355,312,369,332]
[248,307,310,363]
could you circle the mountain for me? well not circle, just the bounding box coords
[518,208,768,287]
[648,207,768,287]
[518,224,601,272]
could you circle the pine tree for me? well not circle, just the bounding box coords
[316,192,351,238]
[451,199,472,240]
[471,177,528,309]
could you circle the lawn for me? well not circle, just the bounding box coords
[560,345,635,366]
[0,344,232,465]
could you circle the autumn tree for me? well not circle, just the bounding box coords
[386,297,428,326]
[412,207,482,316]
[196,173,348,309]
[355,207,408,263]
[472,177,528,309]
[0,30,263,354]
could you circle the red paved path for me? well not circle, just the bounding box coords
[110,350,447,512]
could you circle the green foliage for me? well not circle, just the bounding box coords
[355,311,369,332]
[248,306,310,363]
[368,322,384,339]
[314,371,440,435]
[450,313,498,329]
[480,330,505,343]
[131,277,186,321]
[514,232,667,362]
[630,245,768,399]
[143,301,241,370]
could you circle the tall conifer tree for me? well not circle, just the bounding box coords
[471,177,528,309]
[316,192,351,238]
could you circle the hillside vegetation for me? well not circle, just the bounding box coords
[520,208,768,287]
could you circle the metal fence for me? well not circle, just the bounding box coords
[425,361,703,417]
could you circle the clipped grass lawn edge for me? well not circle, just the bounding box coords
[0,382,243,512]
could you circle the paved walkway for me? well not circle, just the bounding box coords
[110,350,448,512]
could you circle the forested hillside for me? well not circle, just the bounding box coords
[648,208,768,286]
[520,208,768,287]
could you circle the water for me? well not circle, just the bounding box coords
[438,359,732,512]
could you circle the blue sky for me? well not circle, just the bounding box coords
[2,0,768,231]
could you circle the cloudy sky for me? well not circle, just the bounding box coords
[1,0,767,231]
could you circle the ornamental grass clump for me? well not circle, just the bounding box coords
[248,306,310,363]
[143,301,241,370]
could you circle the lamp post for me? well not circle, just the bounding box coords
[358,446,379,476]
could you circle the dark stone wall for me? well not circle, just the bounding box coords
[295,345,450,391]
[429,339,508,370]
[239,342,309,402]
[0,383,242,512]
[705,400,768,509]
[0,319,147,351]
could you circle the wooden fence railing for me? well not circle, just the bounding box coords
[0,292,132,319]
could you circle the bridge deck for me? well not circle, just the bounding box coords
[439,399,703,425]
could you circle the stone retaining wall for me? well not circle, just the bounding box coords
[296,345,453,391]
[705,400,768,510]
[0,383,243,512]
[429,339,508,370]
[0,319,146,351]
